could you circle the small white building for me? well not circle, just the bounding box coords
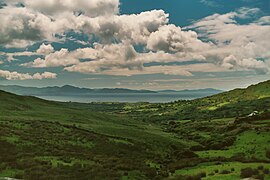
[248,111,259,117]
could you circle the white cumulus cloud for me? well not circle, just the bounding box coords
[36,43,55,55]
[0,2,269,78]
[0,70,57,80]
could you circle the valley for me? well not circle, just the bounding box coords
[0,80,269,179]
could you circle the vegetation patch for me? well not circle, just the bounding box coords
[197,130,270,160]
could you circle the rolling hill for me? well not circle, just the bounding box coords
[117,80,270,122]
[0,89,190,179]
[0,80,269,179]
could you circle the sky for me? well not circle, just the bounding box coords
[0,0,269,90]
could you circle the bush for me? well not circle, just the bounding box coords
[258,165,264,170]
[180,150,198,158]
[240,168,253,178]
[266,149,270,159]
[263,168,269,174]
[145,168,157,177]
[169,167,176,174]
[190,145,205,151]
[231,152,246,161]
[159,171,169,178]
[174,175,201,180]
[220,170,231,174]
[254,174,264,180]
[200,172,206,178]
[252,169,259,175]
[185,174,202,180]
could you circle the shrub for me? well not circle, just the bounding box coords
[169,167,176,174]
[254,174,264,180]
[14,172,24,179]
[258,165,264,170]
[263,168,269,174]
[220,170,231,174]
[190,145,205,151]
[231,152,246,161]
[240,168,253,178]
[266,149,270,159]
[145,168,157,178]
[180,150,198,158]
[199,172,206,178]
[158,171,169,178]
[252,169,259,175]
[174,175,201,180]
[185,174,201,180]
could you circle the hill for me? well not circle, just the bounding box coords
[0,80,269,179]
[200,80,270,103]
[0,89,189,179]
[117,80,270,122]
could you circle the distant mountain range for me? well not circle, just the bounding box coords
[0,85,223,96]
[157,88,223,93]
[0,85,156,96]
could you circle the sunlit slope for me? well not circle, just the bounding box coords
[201,80,270,103]
[122,80,270,121]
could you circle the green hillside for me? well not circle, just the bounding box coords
[207,80,270,100]
[119,80,270,122]
[0,80,270,179]
[196,80,270,109]
[0,90,189,179]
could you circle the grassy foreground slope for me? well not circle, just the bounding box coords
[0,80,270,180]
[0,90,191,179]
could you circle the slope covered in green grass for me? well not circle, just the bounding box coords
[0,80,269,179]
[118,80,270,122]
[0,89,190,179]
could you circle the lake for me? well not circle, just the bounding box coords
[37,91,217,103]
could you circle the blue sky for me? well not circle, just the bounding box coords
[0,0,269,90]
[121,0,270,26]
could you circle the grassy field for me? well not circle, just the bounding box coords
[174,162,270,180]
[197,130,270,160]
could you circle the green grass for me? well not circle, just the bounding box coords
[1,135,20,144]
[174,162,270,179]
[0,169,23,178]
[35,156,95,167]
[109,138,134,145]
[196,130,270,160]
[145,160,161,169]
[206,102,230,111]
